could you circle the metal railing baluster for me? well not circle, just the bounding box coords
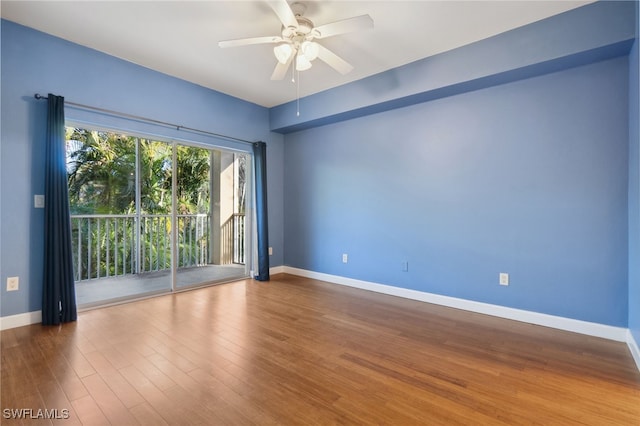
[77,220,82,280]
[106,218,110,277]
[87,219,92,279]
[114,219,119,277]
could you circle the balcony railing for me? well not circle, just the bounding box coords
[70,213,245,282]
[221,213,245,265]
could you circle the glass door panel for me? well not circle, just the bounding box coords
[67,128,173,307]
[137,138,173,294]
[176,147,249,288]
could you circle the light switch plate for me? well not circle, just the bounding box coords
[34,194,45,208]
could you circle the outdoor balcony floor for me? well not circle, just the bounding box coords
[75,264,247,307]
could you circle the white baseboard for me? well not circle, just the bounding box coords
[627,330,640,372]
[283,266,629,343]
[0,310,41,331]
[269,265,286,275]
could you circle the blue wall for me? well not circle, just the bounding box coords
[284,56,629,326]
[629,1,640,345]
[0,20,284,318]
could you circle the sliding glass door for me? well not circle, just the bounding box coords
[66,126,249,308]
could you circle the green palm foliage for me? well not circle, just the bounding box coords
[67,128,137,214]
[175,145,210,214]
[66,129,218,215]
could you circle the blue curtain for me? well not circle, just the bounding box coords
[42,94,77,325]
[253,141,270,281]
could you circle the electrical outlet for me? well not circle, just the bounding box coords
[499,273,509,286]
[268,247,273,256]
[342,253,348,263]
[6,276,19,292]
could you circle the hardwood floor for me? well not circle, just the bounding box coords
[2,274,639,425]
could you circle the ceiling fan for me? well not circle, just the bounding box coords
[218,0,373,80]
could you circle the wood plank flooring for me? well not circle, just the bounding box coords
[2,274,639,425]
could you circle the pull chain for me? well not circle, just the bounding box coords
[290,51,300,117]
[296,69,300,117]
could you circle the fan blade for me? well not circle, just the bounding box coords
[271,54,294,80]
[218,36,283,48]
[268,0,298,29]
[316,44,353,75]
[313,15,373,39]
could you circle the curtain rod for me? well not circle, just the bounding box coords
[34,93,255,146]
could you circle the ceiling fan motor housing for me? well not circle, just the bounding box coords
[296,17,313,34]
[282,16,314,40]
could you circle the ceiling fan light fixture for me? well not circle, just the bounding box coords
[220,0,372,82]
[296,52,312,71]
[274,43,293,64]
[301,41,319,61]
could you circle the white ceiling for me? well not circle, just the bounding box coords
[2,0,592,108]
